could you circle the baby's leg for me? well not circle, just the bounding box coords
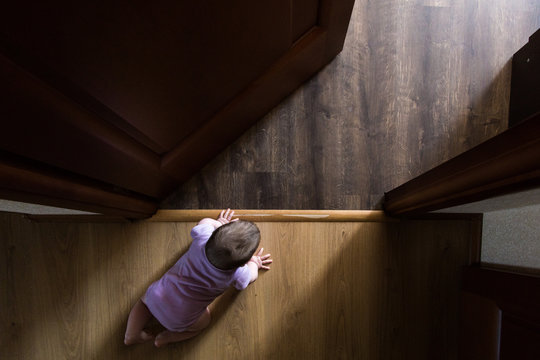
[124,299,155,345]
[154,307,211,347]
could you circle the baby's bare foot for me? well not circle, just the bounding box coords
[124,330,154,345]
[153,330,171,347]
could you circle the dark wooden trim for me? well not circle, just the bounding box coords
[469,216,483,265]
[162,0,355,181]
[481,263,540,277]
[508,28,540,127]
[0,153,157,218]
[459,291,501,360]
[396,212,483,220]
[384,114,540,215]
[319,0,355,58]
[394,212,483,264]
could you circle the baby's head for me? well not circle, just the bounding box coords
[205,221,260,270]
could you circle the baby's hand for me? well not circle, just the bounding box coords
[250,248,272,270]
[217,208,239,225]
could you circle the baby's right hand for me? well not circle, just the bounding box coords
[217,208,239,225]
[250,248,272,270]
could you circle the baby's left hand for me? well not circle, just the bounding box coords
[217,208,239,225]
[250,248,272,270]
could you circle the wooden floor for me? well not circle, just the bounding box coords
[162,0,540,210]
[1,212,480,359]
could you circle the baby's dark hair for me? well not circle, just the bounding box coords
[205,220,260,270]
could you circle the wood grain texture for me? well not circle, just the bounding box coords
[162,0,540,210]
[147,209,398,222]
[384,115,540,215]
[0,53,175,199]
[1,0,354,214]
[0,0,292,152]
[0,152,158,219]
[1,212,478,359]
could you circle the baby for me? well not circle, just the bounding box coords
[124,209,272,347]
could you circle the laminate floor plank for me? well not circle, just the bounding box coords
[162,0,540,210]
[1,213,477,359]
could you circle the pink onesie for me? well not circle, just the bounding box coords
[142,223,251,332]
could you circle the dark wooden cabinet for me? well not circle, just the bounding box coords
[0,0,355,217]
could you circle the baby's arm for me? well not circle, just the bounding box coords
[247,248,272,283]
[198,209,239,229]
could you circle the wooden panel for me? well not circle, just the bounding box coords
[1,213,476,359]
[462,267,540,322]
[0,53,176,199]
[461,267,540,360]
[501,314,540,360]
[384,115,540,215]
[460,292,502,360]
[0,0,292,152]
[397,218,480,359]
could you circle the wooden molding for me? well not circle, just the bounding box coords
[21,209,486,224]
[147,209,397,223]
[384,115,540,215]
[508,29,540,127]
[0,153,157,218]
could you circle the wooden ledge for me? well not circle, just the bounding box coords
[147,210,398,223]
